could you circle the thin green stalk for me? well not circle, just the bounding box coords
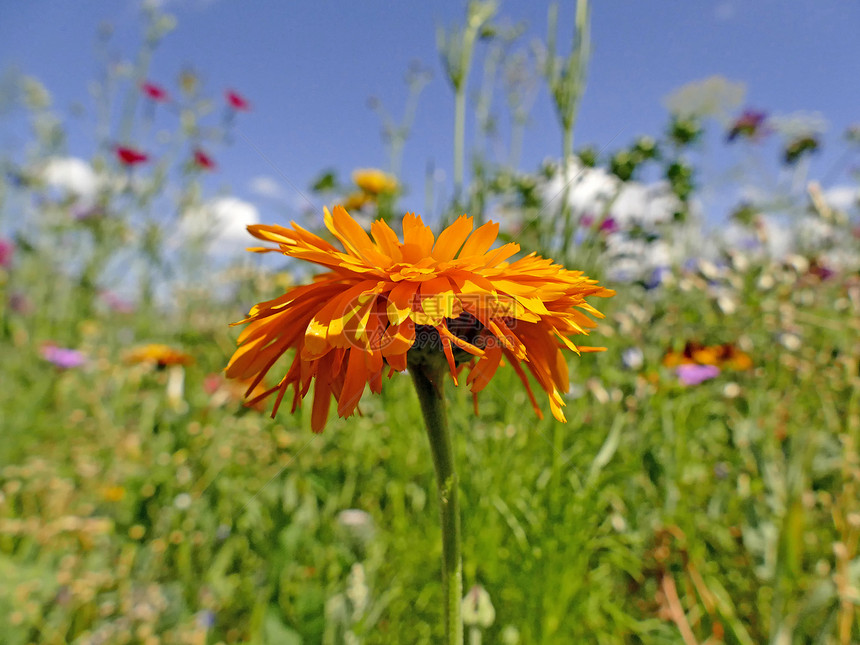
[469,626,481,645]
[560,136,574,258]
[410,358,463,645]
[454,87,467,204]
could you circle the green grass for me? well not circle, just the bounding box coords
[1,256,858,644]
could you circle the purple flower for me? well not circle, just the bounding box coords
[727,108,769,142]
[195,610,215,629]
[0,238,13,268]
[599,217,619,234]
[40,344,87,369]
[676,364,720,386]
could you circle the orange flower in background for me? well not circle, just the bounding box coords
[125,344,194,368]
[352,168,398,196]
[226,206,614,432]
[662,341,752,371]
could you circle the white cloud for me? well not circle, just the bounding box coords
[41,157,100,203]
[180,196,260,256]
[248,175,286,200]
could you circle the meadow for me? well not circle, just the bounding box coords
[1,3,859,644]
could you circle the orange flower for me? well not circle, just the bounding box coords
[125,344,194,368]
[226,206,614,432]
[662,341,752,371]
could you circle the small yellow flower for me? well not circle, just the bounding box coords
[352,168,398,196]
[342,191,373,211]
[101,485,126,502]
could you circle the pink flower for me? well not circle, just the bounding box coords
[100,291,135,314]
[192,148,216,170]
[40,343,87,369]
[115,146,149,166]
[225,89,251,111]
[676,364,720,386]
[0,237,13,268]
[141,81,169,102]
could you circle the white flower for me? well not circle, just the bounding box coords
[540,158,680,227]
[663,75,746,121]
[769,111,828,140]
[611,180,681,227]
[622,347,644,371]
[461,585,495,628]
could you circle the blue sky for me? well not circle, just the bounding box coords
[1,0,858,225]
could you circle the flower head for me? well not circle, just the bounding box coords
[192,148,216,170]
[662,341,752,371]
[40,343,87,369]
[676,364,720,386]
[141,81,169,102]
[225,89,251,111]
[125,343,194,368]
[727,108,768,142]
[0,237,13,269]
[226,206,614,432]
[352,169,398,196]
[115,146,149,166]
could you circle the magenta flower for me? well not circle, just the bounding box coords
[599,217,619,234]
[677,364,720,386]
[141,81,169,103]
[192,148,216,170]
[40,343,87,369]
[0,237,13,268]
[225,89,251,111]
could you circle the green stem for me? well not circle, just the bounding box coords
[453,85,467,207]
[469,626,482,645]
[410,359,463,645]
[560,131,574,258]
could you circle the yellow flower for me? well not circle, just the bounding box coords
[226,206,614,432]
[125,343,194,367]
[342,191,372,211]
[352,168,398,196]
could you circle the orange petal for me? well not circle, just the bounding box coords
[432,214,473,262]
[458,221,499,257]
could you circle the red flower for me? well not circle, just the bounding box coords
[193,148,216,170]
[225,89,251,111]
[115,146,149,166]
[141,81,169,102]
